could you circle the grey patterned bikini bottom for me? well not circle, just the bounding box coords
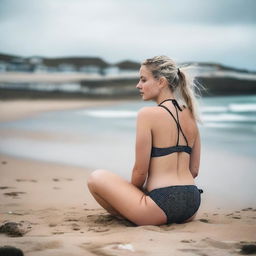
[147,185,203,224]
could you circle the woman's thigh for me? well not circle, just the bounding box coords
[87,169,167,226]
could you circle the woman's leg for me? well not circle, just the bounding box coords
[88,188,123,217]
[87,169,167,226]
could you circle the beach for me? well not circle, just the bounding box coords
[0,100,256,256]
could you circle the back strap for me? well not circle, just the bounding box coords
[159,100,189,146]
[159,99,183,111]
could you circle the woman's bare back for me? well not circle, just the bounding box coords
[145,101,199,192]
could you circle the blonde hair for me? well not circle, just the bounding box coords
[142,55,201,121]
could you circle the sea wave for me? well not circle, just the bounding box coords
[202,104,256,113]
[78,110,137,118]
[228,104,256,112]
[202,113,256,122]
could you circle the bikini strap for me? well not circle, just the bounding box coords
[158,99,189,146]
[173,102,189,146]
[158,99,183,111]
[158,105,180,146]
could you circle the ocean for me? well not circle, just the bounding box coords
[0,95,256,209]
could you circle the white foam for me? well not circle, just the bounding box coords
[202,113,256,122]
[229,103,256,112]
[203,122,246,128]
[202,106,227,113]
[78,110,137,118]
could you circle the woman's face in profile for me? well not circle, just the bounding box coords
[136,65,160,101]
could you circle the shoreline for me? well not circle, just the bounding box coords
[0,99,128,122]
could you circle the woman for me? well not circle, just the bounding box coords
[87,56,203,226]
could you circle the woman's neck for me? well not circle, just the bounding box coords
[155,91,175,105]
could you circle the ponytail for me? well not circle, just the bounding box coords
[174,67,201,122]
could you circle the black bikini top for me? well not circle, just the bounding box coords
[151,99,192,157]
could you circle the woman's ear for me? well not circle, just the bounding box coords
[158,77,168,88]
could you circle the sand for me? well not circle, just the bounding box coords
[0,99,124,122]
[0,100,256,256]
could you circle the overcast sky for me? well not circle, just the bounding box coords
[0,0,255,70]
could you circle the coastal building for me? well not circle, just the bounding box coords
[79,65,101,74]
[103,66,119,75]
[0,61,7,72]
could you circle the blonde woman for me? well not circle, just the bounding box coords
[87,56,203,226]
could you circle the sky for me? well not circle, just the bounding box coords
[0,0,255,70]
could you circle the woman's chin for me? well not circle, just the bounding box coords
[142,95,152,101]
[141,95,147,101]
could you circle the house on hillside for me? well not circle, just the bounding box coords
[0,61,7,72]
[58,64,76,73]
[7,57,31,72]
[103,66,120,75]
[79,65,101,74]
[115,60,140,74]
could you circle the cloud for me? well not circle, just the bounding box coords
[0,0,255,69]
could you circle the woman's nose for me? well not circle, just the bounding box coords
[136,82,141,89]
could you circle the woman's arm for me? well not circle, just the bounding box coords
[131,108,152,189]
[189,127,201,178]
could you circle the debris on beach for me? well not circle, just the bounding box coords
[6,211,23,216]
[0,221,31,237]
[113,243,135,252]
[0,246,24,256]
[240,244,256,255]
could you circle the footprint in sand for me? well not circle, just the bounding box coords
[0,186,13,190]
[49,223,57,227]
[242,207,253,211]
[52,178,73,182]
[87,213,134,227]
[52,187,61,190]
[65,218,79,222]
[181,239,196,243]
[198,213,234,224]
[180,238,244,255]
[87,226,110,232]
[4,191,26,198]
[198,218,211,223]
[52,231,65,235]
[71,223,81,231]
[201,238,239,249]
[232,216,241,219]
[16,179,37,183]
[23,241,62,252]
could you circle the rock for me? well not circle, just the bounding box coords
[240,244,256,255]
[0,222,30,237]
[0,246,24,256]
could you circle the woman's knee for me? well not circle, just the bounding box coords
[87,169,109,189]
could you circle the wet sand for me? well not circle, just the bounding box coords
[0,100,256,256]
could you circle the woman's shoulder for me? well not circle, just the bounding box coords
[137,106,161,117]
[136,106,163,124]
